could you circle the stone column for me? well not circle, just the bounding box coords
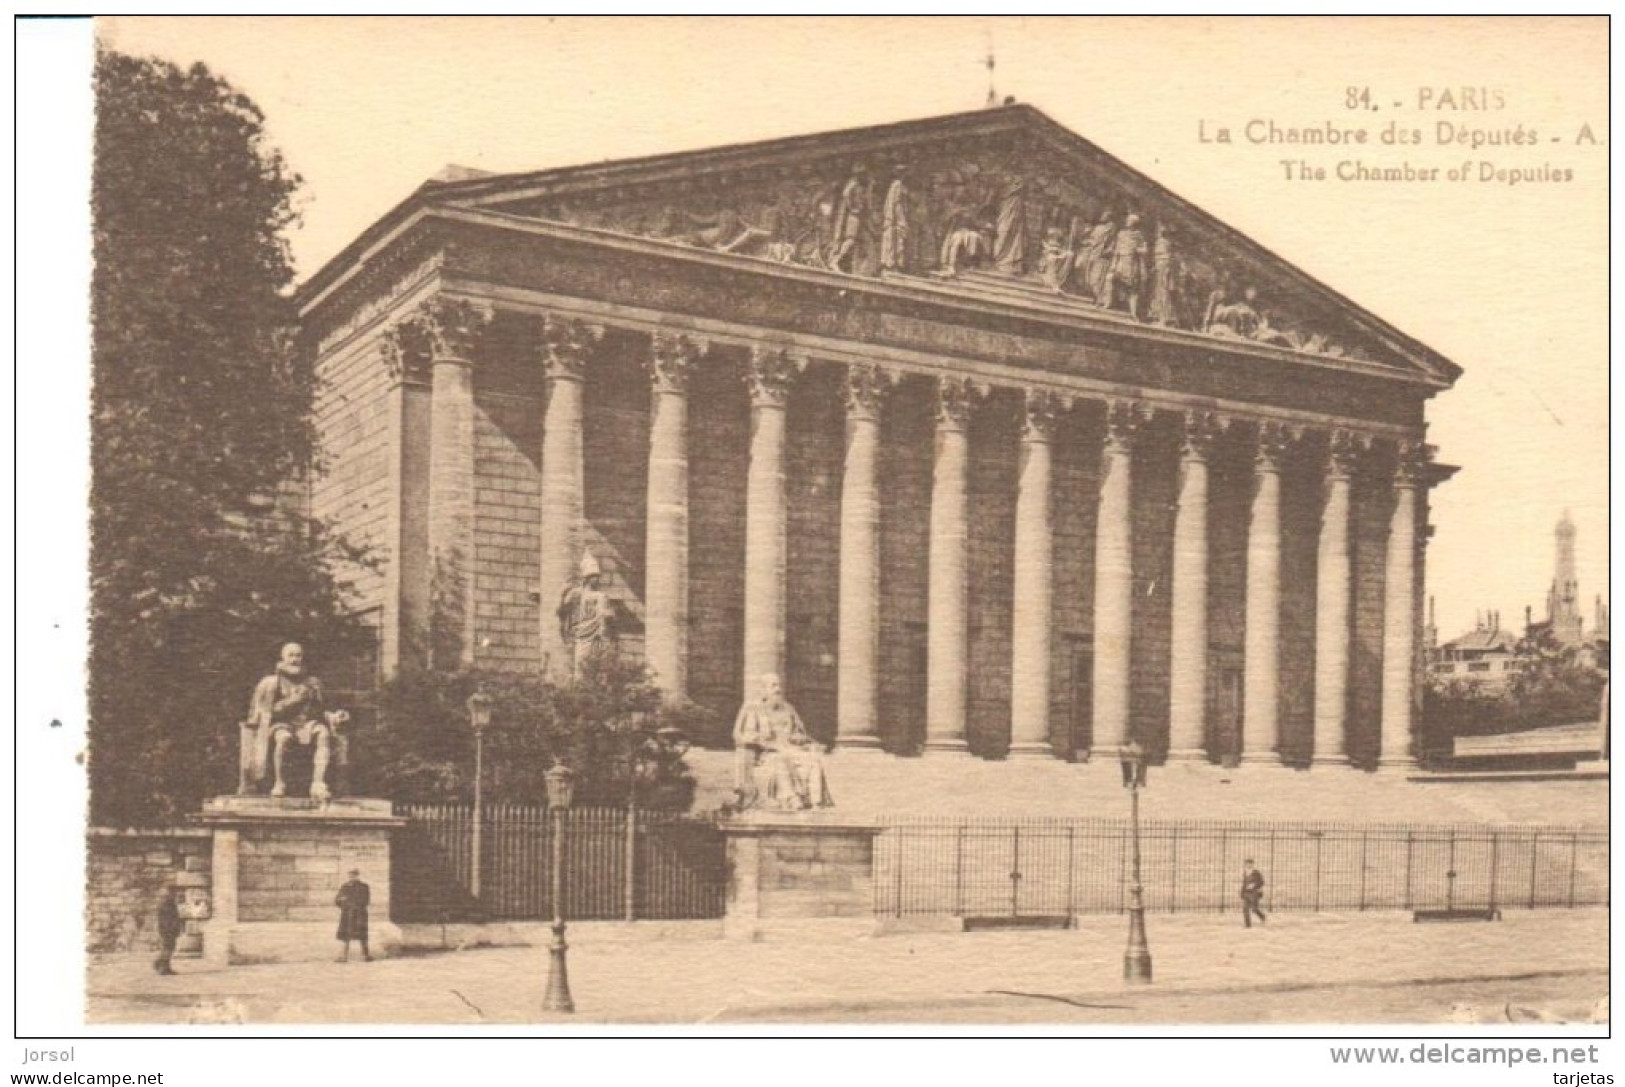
[1312,430,1359,767]
[538,316,603,680]
[644,332,701,700]
[1378,442,1424,772]
[1090,400,1144,756]
[836,364,887,750]
[1241,422,1288,766]
[743,346,797,687]
[1166,411,1220,763]
[1009,389,1060,758]
[422,299,490,671]
[378,327,432,675]
[925,377,976,755]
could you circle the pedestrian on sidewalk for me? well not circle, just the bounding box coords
[1241,859,1267,928]
[153,884,182,976]
[335,868,371,962]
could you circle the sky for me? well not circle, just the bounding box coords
[94,15,1610,642]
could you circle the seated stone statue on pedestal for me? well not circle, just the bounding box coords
[732,673,833,812]
[239,642,349,801]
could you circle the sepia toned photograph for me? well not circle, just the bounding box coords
[19,16,1609,1042]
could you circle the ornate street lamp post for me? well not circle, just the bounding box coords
[543,759,577,1013]
[466,689,494,905]
[1121,739,1153,984]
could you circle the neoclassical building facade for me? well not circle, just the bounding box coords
[298,106,1459,769]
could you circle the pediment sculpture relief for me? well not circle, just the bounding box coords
[525,149,1374,363]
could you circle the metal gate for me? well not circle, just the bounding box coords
[392,805,726,922]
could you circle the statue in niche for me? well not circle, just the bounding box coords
[1102,213,1149,319]
[1147,223,1182,327]
[992,175,1029,275]
[1077,212,1117,302]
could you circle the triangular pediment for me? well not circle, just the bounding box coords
[410,106,1457,383]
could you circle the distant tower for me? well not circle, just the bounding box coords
[1547,510,1584,646]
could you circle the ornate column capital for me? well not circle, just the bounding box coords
[379,322,431,384]
[746,345,802,407]
[417,297,493,361]
[1178,410,1225,461]
[843,363,890,421]
[1392,438,1429,488]
[1252,420,1297,473]
[1021,389,1062,443]
[1102,399,1151,454]
[1325,428,1369,480]
[542,315,606,382]
[648,331,705,395]
[935,376,982,430]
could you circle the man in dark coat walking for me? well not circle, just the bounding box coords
[335,869,371,962]
[1241,859,1267,928]
[153,884,182,976]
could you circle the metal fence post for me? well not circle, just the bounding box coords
[624,807,637,922]
[1357,829,1368,911]
[1169,825,1179,914]
[955,824,965,917]
[1403,831,1414,911]
[1568,833,1579,909]
[1528,831,1540,910]
[1487,831,1500,915]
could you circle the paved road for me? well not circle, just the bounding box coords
[87,908,1608,1027]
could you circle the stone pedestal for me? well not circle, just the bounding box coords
[196,796,406,965]
[719,814,882,939]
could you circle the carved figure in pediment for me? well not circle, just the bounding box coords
[880,166,912,273]
[993,175,1029,275]
[1103,214,1149,319]
[1205,286,1262,339]
[829,165,877,274]
[937,188,993,274]
[1147,223,1182,327]
[1037,224,1077,292]
[1078,212,1116,302]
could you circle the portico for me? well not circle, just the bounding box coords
[301,105,1459,772]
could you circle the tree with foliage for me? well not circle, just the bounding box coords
[91,51,367,824]
[369,653,709,811]
[1506,628,1607,731]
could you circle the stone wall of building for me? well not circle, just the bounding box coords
[966,389,1019,757]
[582,330,652,669]
[877,376,934,753]
[688,349,750,737]
[86,828,212,954]
[1350,451,1398,767]
[1048,404,1101,757]
[473,392,543,671]
[1279,448,1323,763]
[1129,411,1181,756]
[785,364,843,746]
[312,333,393,614]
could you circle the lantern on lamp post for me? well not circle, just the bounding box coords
[466,689,494,905]
[543,759,577,1013]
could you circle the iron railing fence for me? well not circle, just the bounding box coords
[874,817,1608,919]
[392,804,727,923]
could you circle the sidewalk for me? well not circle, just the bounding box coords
[87,908,1608,1025]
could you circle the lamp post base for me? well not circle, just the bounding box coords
[543,920,574,1013]
[1124,905,1153,984]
